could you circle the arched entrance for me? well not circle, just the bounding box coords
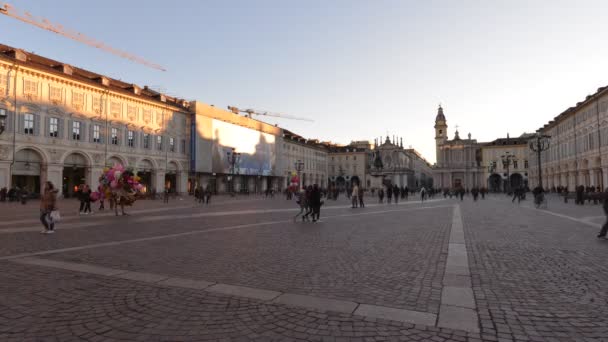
[63,152,89,197]
[165,162,178,193]
[137,159,154,194]
[107,156,125,168]
[510,173,524,189]
[488,174,502,192]
[351,175,361,187]
[336,176,346,191]
[12,148,44,196]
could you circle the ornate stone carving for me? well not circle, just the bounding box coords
[0,145,10,160]
[92,153,103,164]
[47,149,65,163]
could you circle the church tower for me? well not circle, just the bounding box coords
[434,105,448,166]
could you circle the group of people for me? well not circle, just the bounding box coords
[193,186,212,204]
[0,186,29,204]
[376,185,413,204]
[294,184,323,222]
[350,184,365,208]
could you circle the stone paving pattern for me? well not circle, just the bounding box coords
[44,207,451,314]
[1,194,608,341]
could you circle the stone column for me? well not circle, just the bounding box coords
[0,161,10,190]
[603,167,608,190]
[155,170,166,192]
[590,170,597,187]
[178,171,188,194]
[46,165,64,197]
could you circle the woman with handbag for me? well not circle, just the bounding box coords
[40,181,59,234]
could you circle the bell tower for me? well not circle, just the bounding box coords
[434,105,448,166]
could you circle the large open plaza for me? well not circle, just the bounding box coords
[1,194,607,341]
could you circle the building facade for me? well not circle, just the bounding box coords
[280,130,328,190]
[190,102,282,194]
[433,106,484,190]
[327,145,368,190]
[529,86,608,190]
[0,45,191,197]
[368,136,433,189]
[481,137,530,192]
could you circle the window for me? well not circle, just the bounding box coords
[143,133,150,149]
[513,160,518,169]
[24,113,34,135]
[524,160,529,169]
[49,117,58,137]
[128,130,134,147]
[111,102,121,118]
[49,86,62,102]
[157,136,163,150]
[169,137,175,152]
[111,128,118,145]
[93,125,101,143]
[72,92,84,109]
[24,80,37,96]
[72,121,81,140]
[181,139,186,154]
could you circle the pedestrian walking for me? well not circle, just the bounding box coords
[420,187,426,202]
[393,186,400,204]
[358,186,365,208]
[40,181,58,234]
[83,185,93,214]
[311,184,322,222]
[597,189,608,239]
[163,188,170,203]
[77,184,87,215]
[378,188,384,203]
[386,186,393,204]
[302,186,313,221]
[351,184,359,208]
[294,190,309,222]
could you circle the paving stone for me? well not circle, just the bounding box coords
[437,305,480,333]
[157,277,215,290]
[353,304,436,326]
[442,275,472,288]
[273,293,358,314]
[207,283,281,301]
[441,287,476,309]
[114,271,168,283]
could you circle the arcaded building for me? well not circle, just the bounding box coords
[0,45,191,197]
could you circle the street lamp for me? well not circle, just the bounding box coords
[226,148,241,195]
[500,152,516,193]
[295,159,304,190]
[529,133,551,190]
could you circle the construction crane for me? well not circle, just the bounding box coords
[0,2,166,71]
[227,106,314,122]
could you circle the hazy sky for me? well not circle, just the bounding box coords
[2,0,608,163]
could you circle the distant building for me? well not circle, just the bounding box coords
[433,105,531,191]
[327,145,368,190]
[0,44,191,197]
[280,130,328,189]
[530,85,608,190]
[368,136,433,189]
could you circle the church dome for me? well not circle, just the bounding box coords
[435,105,446,122]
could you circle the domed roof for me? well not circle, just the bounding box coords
[435,105,446,122]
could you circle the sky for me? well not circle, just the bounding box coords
[2,0,608,163]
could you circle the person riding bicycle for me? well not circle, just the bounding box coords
[532,185,544,206]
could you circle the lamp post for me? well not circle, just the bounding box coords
[501,152,515,193]
[226,148,240,195]
[529,133,551,190]
[295,159,304,190]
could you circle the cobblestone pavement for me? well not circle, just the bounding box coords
[1,194,608,341]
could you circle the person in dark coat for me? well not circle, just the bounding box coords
[310,184,322,222]
[386,186,393,204]
[597,189,608,239]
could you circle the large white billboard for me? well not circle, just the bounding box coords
[210,119,276,176]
